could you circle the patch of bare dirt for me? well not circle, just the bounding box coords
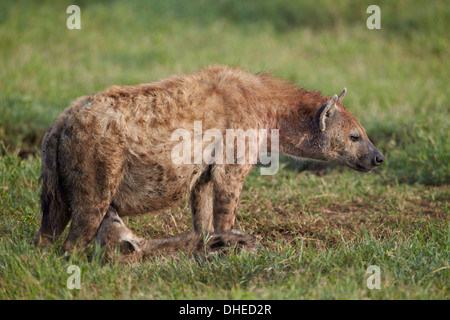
[123,186,448,250]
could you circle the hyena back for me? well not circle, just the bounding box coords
[95,207,257,262]
[34,65,384,252]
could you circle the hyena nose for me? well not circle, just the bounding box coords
[373,152,385,166]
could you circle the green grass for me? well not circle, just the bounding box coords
[0,154,448,299]
[0,0,449,299]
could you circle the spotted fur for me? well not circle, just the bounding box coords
[34,65,383,252]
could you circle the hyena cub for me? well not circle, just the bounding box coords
[95,207,257,262]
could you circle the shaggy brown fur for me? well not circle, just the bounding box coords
[95,207,256,262]
[34,65,384,252]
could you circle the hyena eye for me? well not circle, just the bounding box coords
[112,219,122,224]
[350,135,361,142]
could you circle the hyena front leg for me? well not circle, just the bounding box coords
[190,178,214,233]
[212,164,253,231]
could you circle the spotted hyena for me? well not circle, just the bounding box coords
[95,207,256,262]
[34,65,384,252]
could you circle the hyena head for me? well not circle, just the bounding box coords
[314,88,384,172]
[95,207,141,260]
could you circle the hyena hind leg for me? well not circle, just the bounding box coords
[60,162,124,253]
[62,203,110,253]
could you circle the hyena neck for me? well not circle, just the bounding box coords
[268,87,330,160]
[248,76,329,159]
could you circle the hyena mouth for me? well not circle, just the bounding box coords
[355,163,372,173]
[345,160,372,173]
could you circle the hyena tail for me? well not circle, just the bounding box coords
[34,119,70,247]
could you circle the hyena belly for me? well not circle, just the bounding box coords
[111,155,204,216]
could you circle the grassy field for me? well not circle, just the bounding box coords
[0,0,448,300]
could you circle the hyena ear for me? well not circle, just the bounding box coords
[120,237,141,253]
[337,88,347,103]
[318,94,338,131]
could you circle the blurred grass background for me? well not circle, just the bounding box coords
[0,0,448,184]
[0,0,448,299]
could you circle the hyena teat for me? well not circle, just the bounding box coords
[95,207,257,262]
